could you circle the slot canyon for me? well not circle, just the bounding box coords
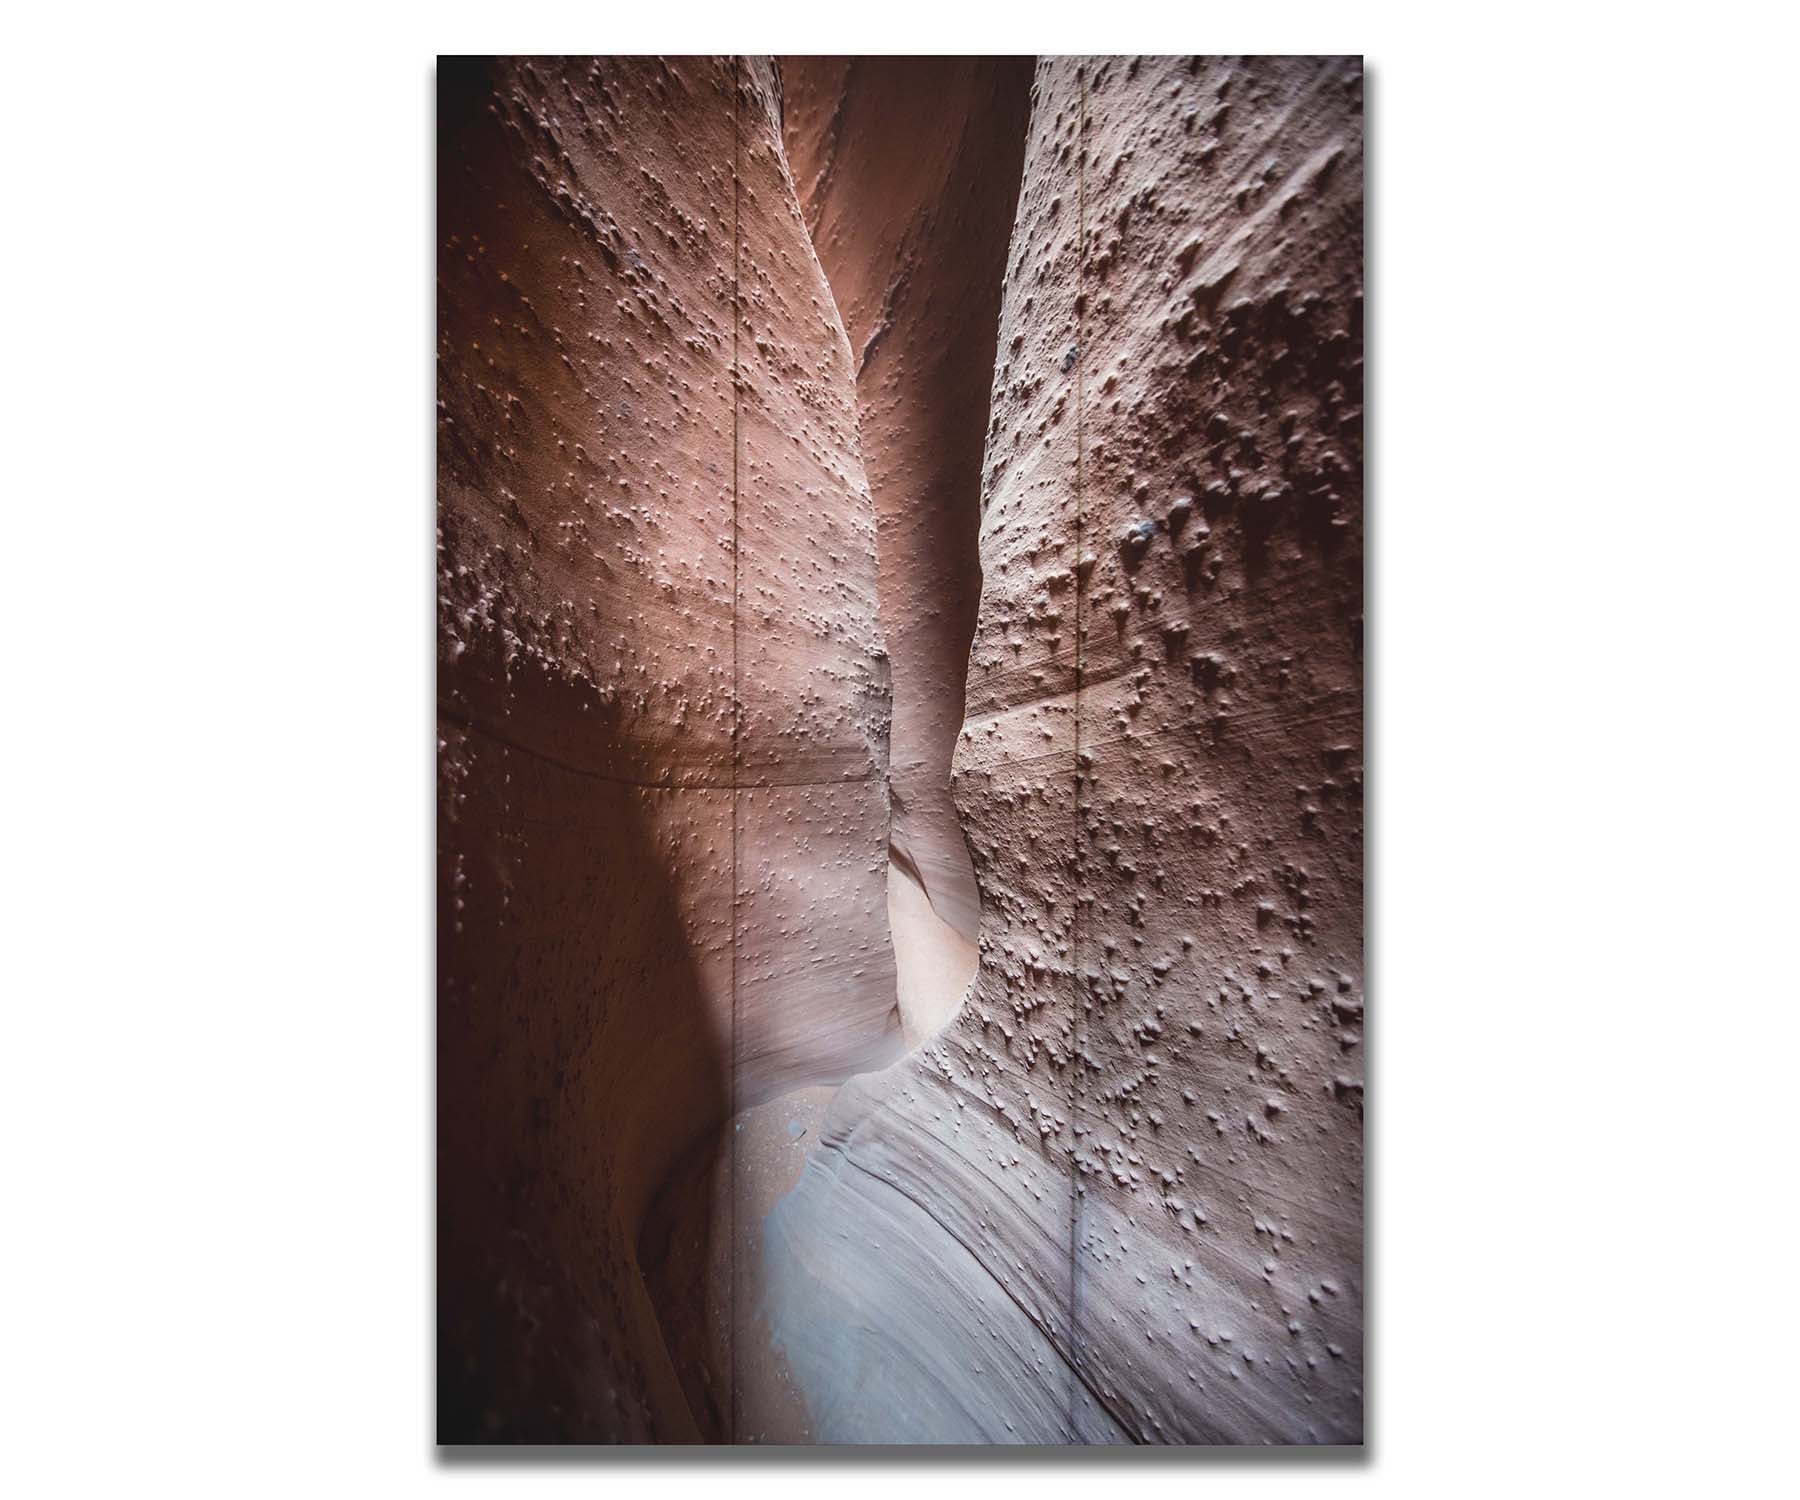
[437,53,1363,1445]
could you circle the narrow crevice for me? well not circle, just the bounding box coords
[781,57,1033,1051]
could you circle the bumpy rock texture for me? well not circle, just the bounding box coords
[438,54,1361,1446]
[437,56,897,1443]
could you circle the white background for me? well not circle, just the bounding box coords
[4,2,1795,1494]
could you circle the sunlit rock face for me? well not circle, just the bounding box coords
[438,53,1361,1447]
[765,55,1364,1444]
[436,56,897,1444]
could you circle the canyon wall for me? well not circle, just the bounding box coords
[765,55,1363,1443]
[438,53,1361,1446]
[436,56,897,1442]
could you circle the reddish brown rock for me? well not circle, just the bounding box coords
[438,53,1361,1446]
[765,55,1363,1443]
[782,60,1031,1014]
[437,56,896,1443]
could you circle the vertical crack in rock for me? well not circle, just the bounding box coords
[727,52,741,1445]
[1070,60,1089,1427]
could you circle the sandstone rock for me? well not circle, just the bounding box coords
[437,56,897,1442]
[438,53,1362,1446]
[765,55,1364,1444]
[783,59,1030,978]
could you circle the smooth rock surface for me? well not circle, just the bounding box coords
[783,58,1032,960]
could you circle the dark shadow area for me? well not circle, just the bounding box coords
[436,600,732,1443]
[436,57,733,1443]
